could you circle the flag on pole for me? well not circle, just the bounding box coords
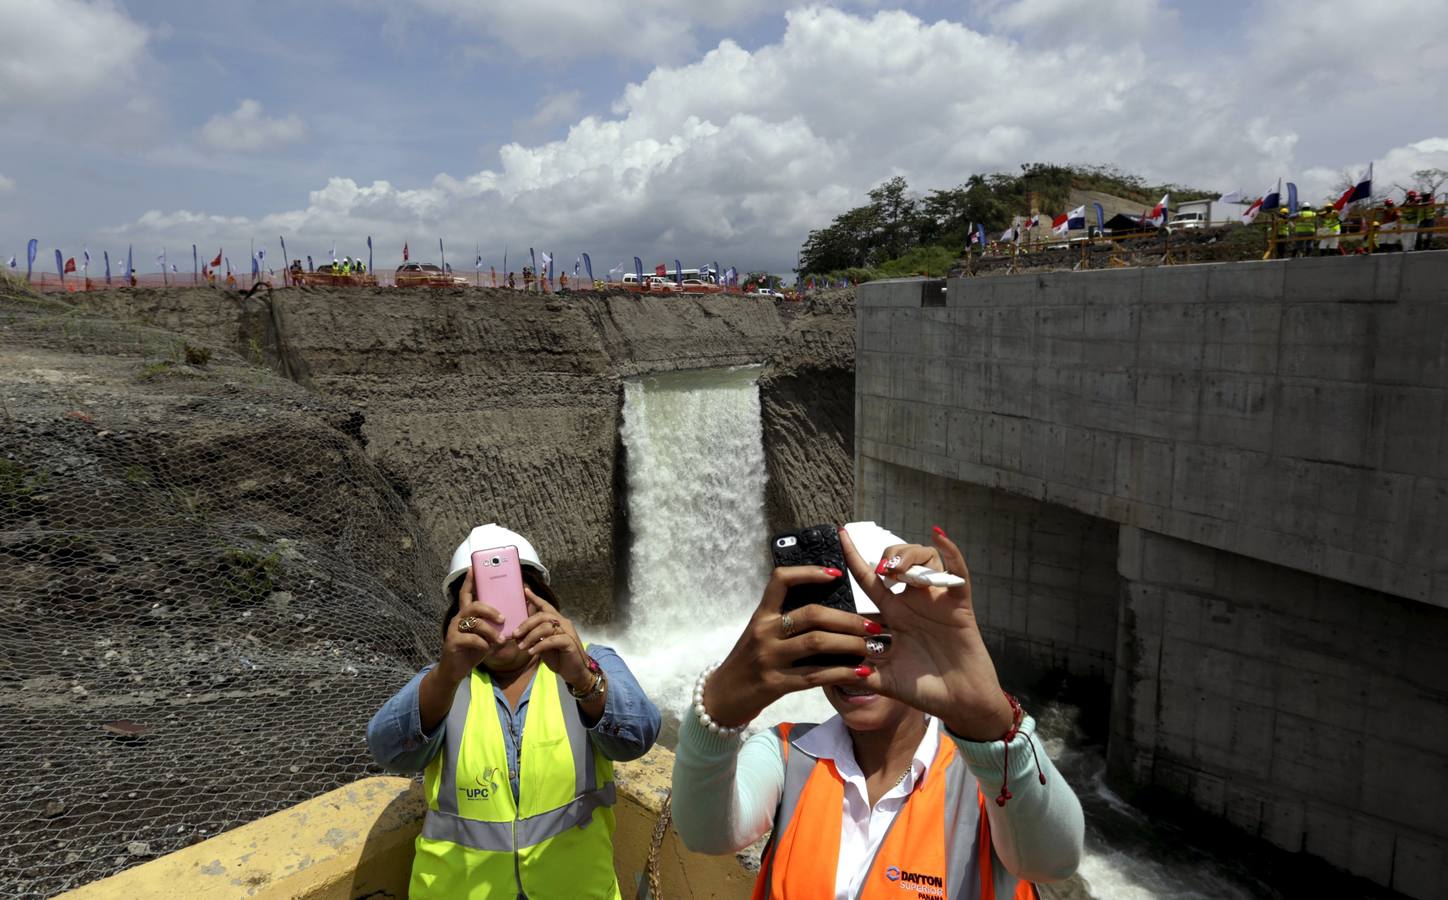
[104,251,111,285]
[1241,194,1266,224]
[7,256,16,269]
[582,253,594,283]
[1217,190,1244,204]
[674,259,682,283]
[475,252,483,270]
[975,223,987,248]
[83,247,90,273]
[279,237,288,280]
[1148,194,1169,227]
[125,245,133,280]
[1334,163,1373,212]
[439,239,445,275]
[1067,205,1086,230]
[1261,179,1283,212]
[1093,203,1106,234]
[210,249,222,268]
[225,257,232,276]
[608,261,624,282]
[54,250,66,280]
[634,257,643,283]
[367,235,373,275]
[192,244,198,283]
[1286,183,1299,216]
[1051,213,1070,236]
[402,242,408,262]
[27,238,38,280]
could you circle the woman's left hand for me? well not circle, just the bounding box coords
[513,589,591,688]
[840,526,1016,742]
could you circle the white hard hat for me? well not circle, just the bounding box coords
[443,523,549,599]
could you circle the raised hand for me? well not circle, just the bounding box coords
[438,567,507,683]
[702,565,880,728]
[839,526,1015,741]
[513,588,590,688]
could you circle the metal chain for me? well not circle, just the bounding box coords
[644,790,674,900]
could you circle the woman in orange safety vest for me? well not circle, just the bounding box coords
[672,525,1084,899]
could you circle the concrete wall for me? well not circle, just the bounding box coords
[856,253,1448,899]
[858,253,1448,607]
[859,456,1119,690]
[1112,528,1448,898]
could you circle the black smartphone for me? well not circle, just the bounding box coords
[770,524,859,668]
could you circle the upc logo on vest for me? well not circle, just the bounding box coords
[463,768,502,801]
[882,865,944,897]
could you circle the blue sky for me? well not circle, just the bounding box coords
[2,0,1445,275]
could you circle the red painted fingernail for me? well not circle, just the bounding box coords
[933,525,946,537]
[823,567,843,578]
[854,664,874,677]
[864,620,884,635]
[874,559,889,575]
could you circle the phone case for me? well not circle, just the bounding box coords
[471,546,529,640]
[770,525,859,668]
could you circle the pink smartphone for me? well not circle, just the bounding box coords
[471,546,529,640]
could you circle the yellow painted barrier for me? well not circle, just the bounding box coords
[58,747,754,900]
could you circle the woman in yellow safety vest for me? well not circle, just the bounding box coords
[368,524,661,899]
[672,524,1084,900]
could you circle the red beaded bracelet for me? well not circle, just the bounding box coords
[995,692,1047,807]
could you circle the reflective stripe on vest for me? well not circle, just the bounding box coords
[753,723,1036,900]
[411,665,619,899]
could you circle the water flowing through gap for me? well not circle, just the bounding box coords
[592,365,1272,900]
[596,365,833,731]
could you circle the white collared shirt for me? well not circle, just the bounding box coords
[793,714,941,900]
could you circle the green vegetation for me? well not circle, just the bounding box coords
[137,360,177,381]
[1,459,49,512]
[798,164,1213,279]
[219,548,282,603]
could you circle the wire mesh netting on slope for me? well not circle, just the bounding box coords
[0,284,446,897]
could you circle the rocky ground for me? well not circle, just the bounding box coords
[0,282,443,897]
[1,278,856,894]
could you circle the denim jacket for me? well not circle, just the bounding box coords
[366,645,660,800]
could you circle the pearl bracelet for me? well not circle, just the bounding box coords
[693,663,750,737]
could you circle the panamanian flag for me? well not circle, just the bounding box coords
[1334,163,1373,212]
[1067,206,1086,230]
[1051,212,1070,236]
[1148,194,1169,227]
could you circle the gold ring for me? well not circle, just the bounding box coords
[779,613,795,638]
[552,620,562,634]
[458,616,477,633]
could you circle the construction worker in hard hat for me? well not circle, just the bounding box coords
[1401,191,1422,251]
[367,523,660,900]
[1293,203,1317,258]
[1275,207,1292,259]
[1318,200,1342,256]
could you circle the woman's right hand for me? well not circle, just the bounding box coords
[702,565,879,728]
[437,568,506,684]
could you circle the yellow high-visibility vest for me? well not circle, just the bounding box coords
[411,663,619,899]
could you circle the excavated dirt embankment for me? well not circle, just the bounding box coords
[69,285,858,623]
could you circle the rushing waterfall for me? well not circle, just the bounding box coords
[599,366,831,728]
[597,366,1273,900]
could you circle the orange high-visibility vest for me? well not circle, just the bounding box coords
[752,723,1037,900]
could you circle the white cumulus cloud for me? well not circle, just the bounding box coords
[0,0,151,106]
[200,100,308,152]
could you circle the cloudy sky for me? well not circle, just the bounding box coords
[2,0,1445,275]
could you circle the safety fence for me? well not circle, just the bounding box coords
[9,269,776,297]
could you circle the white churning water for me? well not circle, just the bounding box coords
[594,366,1272,900]
[597,365,831,728]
